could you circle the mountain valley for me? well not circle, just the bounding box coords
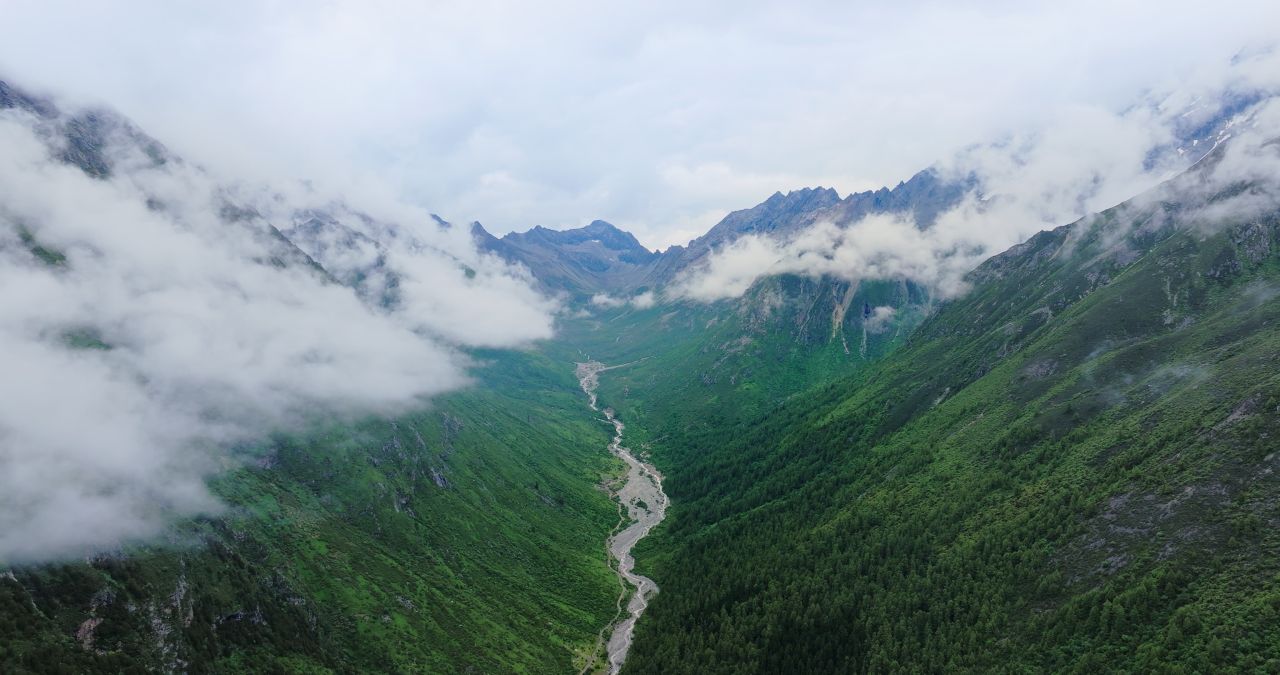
[3,60,1280,675]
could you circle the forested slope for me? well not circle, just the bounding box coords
[0,350,620,674]
[0,78,628,674]
[618,167,1280,672]
[557,274,930,449]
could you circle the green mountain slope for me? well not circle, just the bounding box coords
[0,350,619,674]
[604,171,1280,671]
[5,73,1279,675]
[2,78,626,674]
[555,274,930,446]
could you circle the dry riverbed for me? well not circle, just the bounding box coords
[575,361,667,674]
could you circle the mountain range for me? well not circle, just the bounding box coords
[468,95,1249,304]
[2,75,1280,674]
[468,172,970,301]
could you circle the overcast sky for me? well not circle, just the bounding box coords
[2,0,1278,249]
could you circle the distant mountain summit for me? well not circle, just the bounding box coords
[472,219,660,298]
[474,170,973,301]
[689,170,970,256]
[472,83,1266,305]
[692,186,842,250]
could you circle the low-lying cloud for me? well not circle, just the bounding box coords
[0,100,556,563]
[673,51,1280,302]
[7,1,1280,250]
[590,290,656,310]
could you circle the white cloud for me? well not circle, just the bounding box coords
[864,306,896,334]
[672,52,1280,302]
[0,104,554,563]
[2,1,1279,247]
[631,290,657,309]
[590,290,656,309]
[590,293,625,308]
[671,215,974,301]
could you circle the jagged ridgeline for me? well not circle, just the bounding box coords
[472,171,970,303]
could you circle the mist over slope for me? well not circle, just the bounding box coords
[0,79,623,674]
[0,81,556,563]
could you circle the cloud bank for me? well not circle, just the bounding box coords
[673,51,1280,302]
[590,290,657,310]
[0,100,554,563]
[3,1,1280,248]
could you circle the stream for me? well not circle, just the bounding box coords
[575,360,668,674]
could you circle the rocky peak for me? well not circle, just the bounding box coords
[0,79,170,179]
[687,186,842,255]
[829,168,975,229]
[504,220,656,263]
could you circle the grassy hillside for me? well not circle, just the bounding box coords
[0,349,620,674]
[555,275,930,450]
[613,195,1280,671]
